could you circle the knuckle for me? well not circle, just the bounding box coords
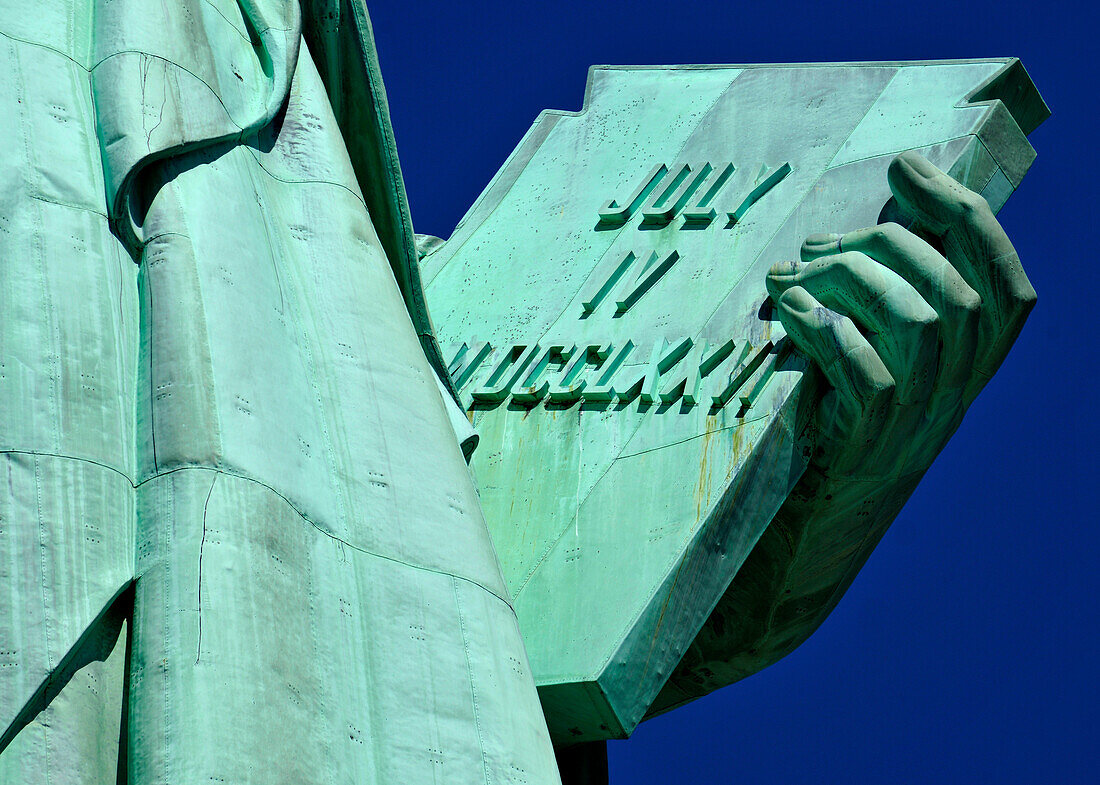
[832,251,869,281]
[871,221,908,250]
[834,313,858,334]
[943,283,982,325]
[863,377,896,411]
[1006,280,1038,322]
[990,256,1037,324]
[814,308,847,342]
[957,189,994,223]
[851,225,886,257]
[954,287,983,315]
[1008,274,1038,310]
[872,376,896,397]
[906,307,940,345]
[911,302,939,329]
[1019,285,1038,312]
[890,293,939,333]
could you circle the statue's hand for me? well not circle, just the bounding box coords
[713,155,1036,680]
[766,151,1036,479]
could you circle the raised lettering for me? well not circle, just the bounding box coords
[710,340,774,409]
[614,250,679,316]
[640,163,712,226]
[597,164,668,226]
[470,344,542,403]
[613,337,693,405]
[580,342,636,402]
[547,344,612,403]
[683,163,735,226]
[582,251,637,316]
[513,344,575,404]
[727,162,792,224]
[447,341,493,390]
[658,339,736,406]
[738,340,791,409]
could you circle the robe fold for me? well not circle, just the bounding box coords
[0,2,559,782]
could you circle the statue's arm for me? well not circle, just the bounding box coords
[653,151,1036,713]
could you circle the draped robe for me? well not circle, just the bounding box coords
[0,1,559,782]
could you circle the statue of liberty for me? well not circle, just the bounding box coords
[0,2,1041,783]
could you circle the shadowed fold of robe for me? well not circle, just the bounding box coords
[0,2,557,782]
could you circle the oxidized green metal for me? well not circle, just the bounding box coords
[422,59,1045,742]
[0,2,557,783]
[0,1,1046,783]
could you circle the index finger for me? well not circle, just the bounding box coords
[888,151,1036,381]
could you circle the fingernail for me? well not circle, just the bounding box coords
[801,233,841,261]
[888,153,954,232]
[768,260,802,277]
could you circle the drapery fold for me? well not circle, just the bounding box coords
[300,0,460,402]
[90,0,458,402]
[3,3,554,782]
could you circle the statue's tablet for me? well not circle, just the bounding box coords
[422,59,1043,742]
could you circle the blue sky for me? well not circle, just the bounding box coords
[368,2,1096,781]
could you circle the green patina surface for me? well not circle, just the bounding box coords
[0,2,557,783]
[423,59,1045,742]
[0,1,1047,782]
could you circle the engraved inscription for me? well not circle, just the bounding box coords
[598,160,790,228]
[448,338,780,414]
[582,249,680,317]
